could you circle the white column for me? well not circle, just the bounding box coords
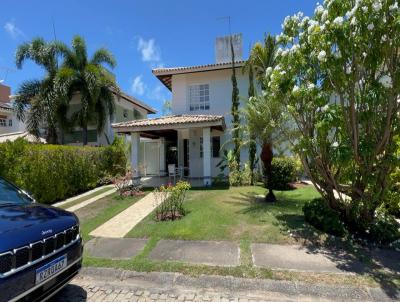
[159,137,166,176]
[131,132,140,179]
[202,127,212,186]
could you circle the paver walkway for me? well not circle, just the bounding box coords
[51,267,396,302]
[251,243,365,274]
[65,188,116,212]
[89,192,158,238]
[149,240,240,266]
[53,184,114,208]
[85,238,148,260]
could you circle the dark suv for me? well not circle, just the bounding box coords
[0,177,83,302]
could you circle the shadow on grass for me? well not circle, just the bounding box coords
[228,192,399,299]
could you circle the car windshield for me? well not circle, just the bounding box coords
[0,178,32,205]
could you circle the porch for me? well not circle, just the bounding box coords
[112,115,226,186]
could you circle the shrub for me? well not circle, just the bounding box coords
[269,157,296,190]
[154,181,191,221]
[303,198,347,237]
[368,214,400,245]
[0,138,126,204]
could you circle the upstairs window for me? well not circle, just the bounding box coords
[8,119,12,127]
[0,119,6,127]
[189,84,209,111]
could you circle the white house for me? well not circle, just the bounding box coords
[0,83,27,138]
[64,89,156,146]
[112,35,252,186]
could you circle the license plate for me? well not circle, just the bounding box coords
[35,255,67,285]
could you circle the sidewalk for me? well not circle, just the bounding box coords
[51,267,396,302]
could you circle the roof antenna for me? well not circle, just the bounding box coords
[217,16,232,36]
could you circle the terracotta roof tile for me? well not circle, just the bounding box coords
[112,114,225,131]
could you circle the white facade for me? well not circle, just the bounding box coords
[0,105,26,135]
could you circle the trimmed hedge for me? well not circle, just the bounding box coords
[269,157,296,190]
[0,138,126,204]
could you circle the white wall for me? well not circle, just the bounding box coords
[171,68,254,175]
[0,108,26,135]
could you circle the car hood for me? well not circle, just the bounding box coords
[0,203,78,253]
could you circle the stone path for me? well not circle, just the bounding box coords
[66,188,116,212]
[149,240,240,267]
[251,243,365,274]
[85,238,148,260]
[53,185,114,208]
[50,267,396,302]
[89,193,158,238]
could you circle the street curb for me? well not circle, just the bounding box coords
[78,267,397,301]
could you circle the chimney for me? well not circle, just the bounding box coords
[215,33,243,64]
[0,84,10,104]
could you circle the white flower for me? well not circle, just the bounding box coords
[332,141,339,148]
[381,35,388,42]
[346,65,352,74]
[362,6,368,12]
[389,2,398,11]
[280,70,286,76]
[318,50,327,62]
[333,16,344,26]
[282,49,289,57]
[379,75,393,88]
[307,20,319,34]
[367,23,374,30]
[308,83,315,90]
[265,67,273,77]
[362,52,367,58]
[315,5,324,15]
[321,104,329,112]
[292,85,300,94]
[372,1,382,12]
[322,10,329,21]
[350,17,357,26]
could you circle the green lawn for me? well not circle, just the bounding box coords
[127,185,321,244]
[81,185,381,288]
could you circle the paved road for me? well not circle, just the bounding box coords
[50,268,396,302]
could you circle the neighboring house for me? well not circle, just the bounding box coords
[112,34,253,185]
[64,89,156,146]
[0,84,26,136]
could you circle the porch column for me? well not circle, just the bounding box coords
[159,137,166,176]
[131,132,140,179]
[202,127,212,186]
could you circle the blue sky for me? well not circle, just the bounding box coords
[0,0,317,114]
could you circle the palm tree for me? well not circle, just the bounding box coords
[55,35,118,145]
[14,38,68,143]
[244,34,280,201]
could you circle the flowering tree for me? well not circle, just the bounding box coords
[268,0,400,232]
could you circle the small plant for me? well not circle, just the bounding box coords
[112,170,143,197]
[154,181,191,221]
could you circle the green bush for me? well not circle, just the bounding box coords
[368,214,400,245]
[269,157,296,190]
[0,138,126,204]
[303,198,347,237]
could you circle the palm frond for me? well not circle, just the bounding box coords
[91,48,116,69]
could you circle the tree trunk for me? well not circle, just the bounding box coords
[46,126,58,145]
[260,142,276,202]
[82,124,88,146]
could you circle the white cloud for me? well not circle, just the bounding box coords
[137,37,161,62]
[4,20,25,39]
[131,75,146,96]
